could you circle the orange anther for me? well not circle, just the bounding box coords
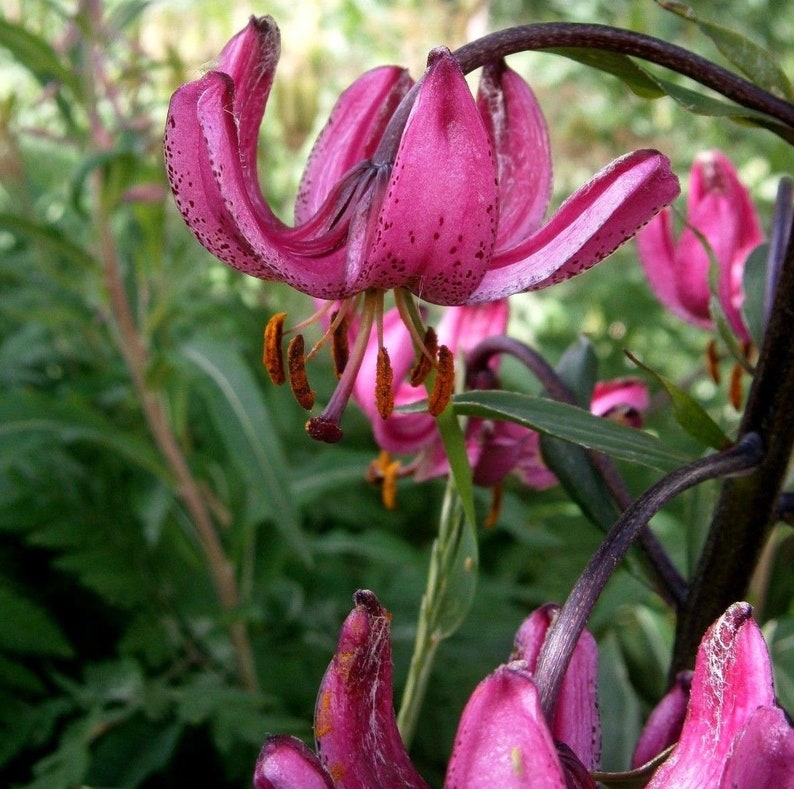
[331,310,349,379]
[705,339,721,385]
[376,347,395,419]
[428,345,455,416]
[263,312,287,385]
[287,334,315,410]
[409,327,438,387]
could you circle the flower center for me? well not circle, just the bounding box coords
[262,287,455,443]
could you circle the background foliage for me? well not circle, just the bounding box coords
[1,0,793,786]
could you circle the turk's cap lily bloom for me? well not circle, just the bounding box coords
[165,16,678,441]
[637,149,763,342]
[165,15,678,305]
[644,601,794,787]
[254,592,599,788]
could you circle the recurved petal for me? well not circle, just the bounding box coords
[444,661,567,788]
[646,602,776,788]
[477,61,552,247]
[314,590,429,789]
[468,149,680,303]
[636,208,711,327]
[165,74,272,276]
[254,735,334,789]
[217,16,283,212]
[295,67,413,223]
[196,72,352,297]
[358,48,499,304]
[511,605,601,770]
[719,705,794,787]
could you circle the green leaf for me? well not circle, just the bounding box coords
[554,335,598,407]
[626,352,731,450]
[0,19,80,94]
[0,585,73,658]
[657,0,792,99]
[0,390,171,482]
[453,390,688,470]
[0,213,94,268]
[181,338,310,564]
[549,47,666,98]
[742,243,770,348]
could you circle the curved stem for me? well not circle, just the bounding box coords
[466,336,688,608]
[453,23,794,137]
[534,432,762,721]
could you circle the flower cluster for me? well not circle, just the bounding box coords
[164,16,678,441]
[253,593,793,787]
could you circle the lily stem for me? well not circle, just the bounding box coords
[466,336,688,608]
[454,22,794,140]
[534,432,762,722]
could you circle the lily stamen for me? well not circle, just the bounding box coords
[287,335,315,410]
[428,345,455,416]
[263,311,287,385]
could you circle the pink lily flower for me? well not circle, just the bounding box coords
[636,149,764,342]
[253,591,599,788]
[165,16,679,440]
[644,601,794,787]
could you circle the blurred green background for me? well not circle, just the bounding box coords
[1,0,793,785]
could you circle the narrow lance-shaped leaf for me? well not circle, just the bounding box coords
[626,351,731,450]
[453,390,689,470]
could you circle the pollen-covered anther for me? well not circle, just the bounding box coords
[306,416,344,443]
[428,344,455,416]
[366,450,402,510]
[409,327,438,387]
[263,312,287,385]
[287,334,315,410]
[331,310,350,379]
[376,347,395,419]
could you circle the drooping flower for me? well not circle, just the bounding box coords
[165,16,679,441]
[636,149,764,342]
[644,601,794,787]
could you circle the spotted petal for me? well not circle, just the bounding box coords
[467,149,680,303]
[477,60,552,246]
[358,48,499,304]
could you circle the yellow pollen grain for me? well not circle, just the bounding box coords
[382,458,401,510]
[376,347,395,419]
[511,746,524,775]
[287,334,315,410]
[428,345,455,416]
[263,312,287,385]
